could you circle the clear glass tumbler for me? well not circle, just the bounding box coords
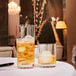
[16,25,35,68]
[38,44,56,67]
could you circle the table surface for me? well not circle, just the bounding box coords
[0,58,75,76]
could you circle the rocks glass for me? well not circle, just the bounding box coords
[38,44,56,67]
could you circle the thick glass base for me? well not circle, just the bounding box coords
[38,64,56,68]
[17,64,34,69]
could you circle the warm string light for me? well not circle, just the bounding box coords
[32,0,36,25]
[36,14,38,17]
[8,1,21,15]
[36,7,38,10]
[36,19,38,22]
[36,3,39,6]
[33,0,47,26]
[38,0,46,25]
[32,0,47,37]
[35,0,39,18]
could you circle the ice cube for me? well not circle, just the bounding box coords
[41,50,52,56]
[18,47,26,52]
[39,51,52,63]
[22,35,34,43]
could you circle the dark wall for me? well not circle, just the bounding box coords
[66,0,76,62]
[0,0,8,46]
[43,0,63,19]
[20,0,33,17]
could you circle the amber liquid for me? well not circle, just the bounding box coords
[17,42,35,66]
[38,55,56,65]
